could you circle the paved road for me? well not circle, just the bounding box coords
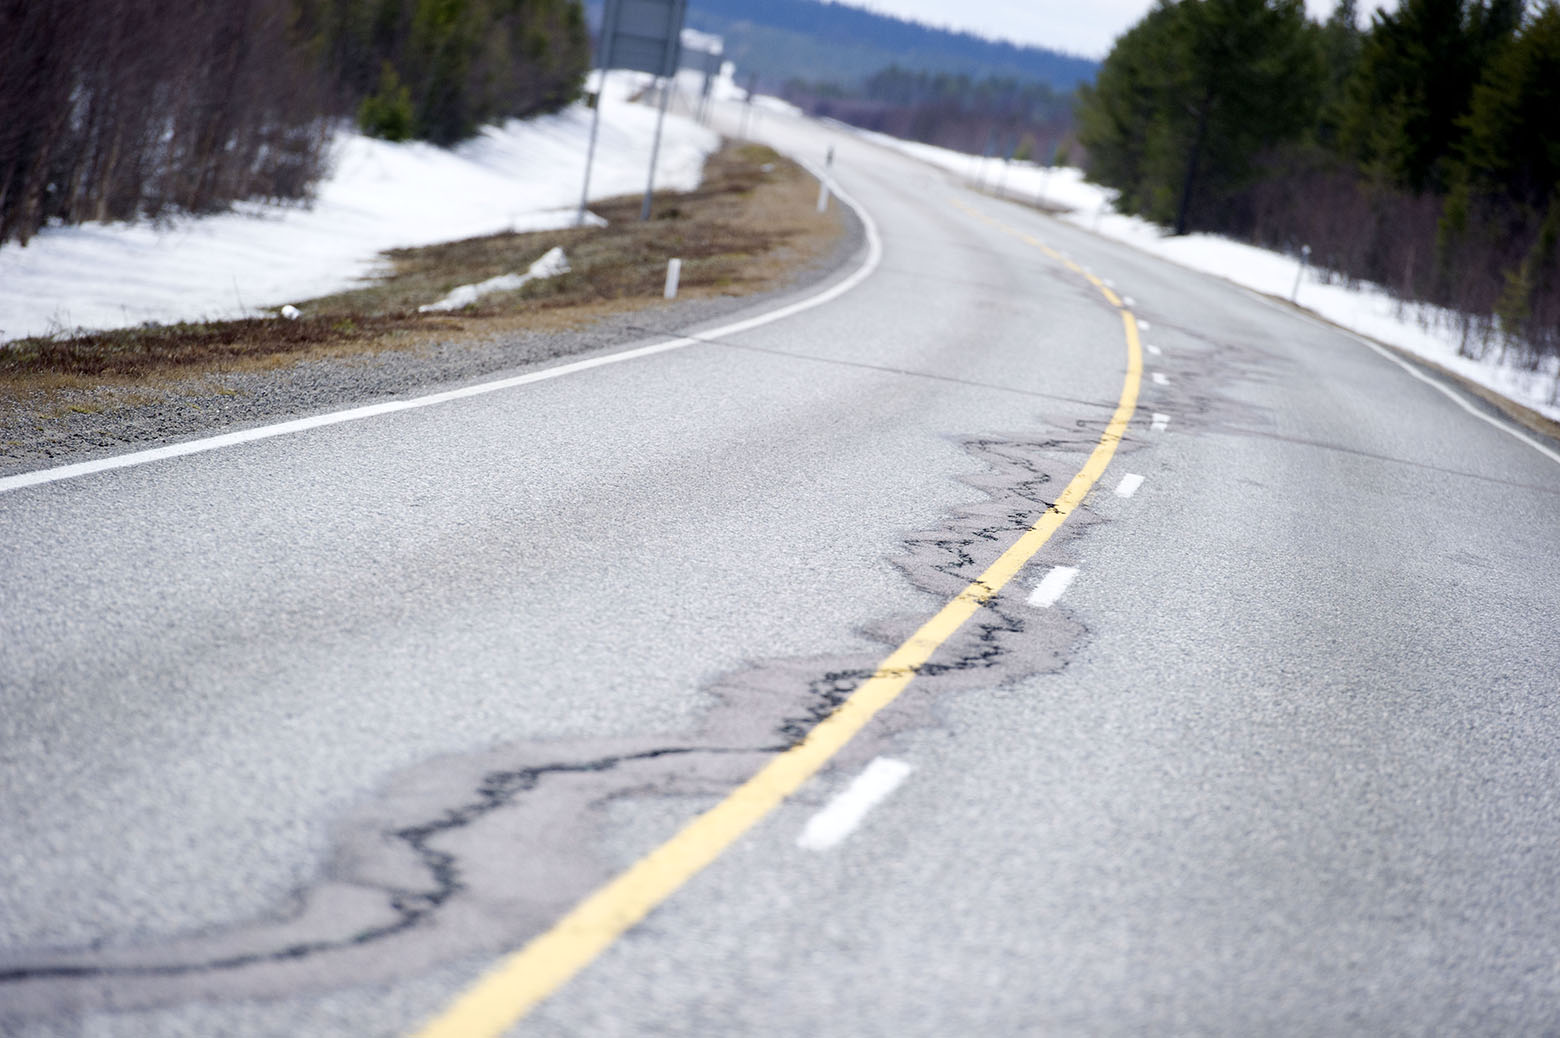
[3,107,1559,1037]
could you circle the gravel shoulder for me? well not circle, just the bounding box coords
[0,147,864,480]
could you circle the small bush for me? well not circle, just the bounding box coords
[358,62,415,142]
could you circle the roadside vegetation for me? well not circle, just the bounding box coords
[0,0,588,246]
[1076,0,1560,374]
[0,144,841,386]
[784,67,1076,169]
[688,0,1092,170]
[296,0,588,145]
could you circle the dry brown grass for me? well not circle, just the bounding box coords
[0,142,842,387]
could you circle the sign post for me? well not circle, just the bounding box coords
[678,30,723,126]
[578,0,686,226]
[576,13,618,226]
[740,72,758,139]
[639,72,674,221]
[698,49,720,124]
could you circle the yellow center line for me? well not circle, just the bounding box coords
[410,203,1143,1038]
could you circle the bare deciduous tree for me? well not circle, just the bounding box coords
[0,0,331,246]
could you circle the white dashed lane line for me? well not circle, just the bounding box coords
[1027,565,1079,609]
[1152,372,1169,385]
[796,758,914,852]
[1115,473,1145,498]
[1151,413,1171,431]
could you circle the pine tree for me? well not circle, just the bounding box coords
[1076,0,1321,234]
[1074,3,1181,219]
[1456,2,1560,350]
[1458,1,1560,207]
[293,0,587,146]
[1314,0,1363,148]
[359,60,416,139]
[1338,0,1522,193]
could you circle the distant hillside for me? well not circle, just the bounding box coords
[584,0,1096,92]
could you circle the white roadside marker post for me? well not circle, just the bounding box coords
[817,147,833,213]
[1292,243,1311,302]
[664,258,682,300]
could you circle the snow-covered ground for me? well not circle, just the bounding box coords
[0,74,719,342]
[863,131,1560,424]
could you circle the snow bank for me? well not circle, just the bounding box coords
[0,76,718,342]
[857,129,1560,423]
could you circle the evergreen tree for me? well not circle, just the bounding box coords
[408,0,476,144]
[1456,2,1560,347]
[1077,0,1321,234]
[1338,0,1521,193]
[1314,0,1364,148]
[1457,1,1560,207]
[292,0,588,144]
[358,60,416,140]
[1074,3,1181,220]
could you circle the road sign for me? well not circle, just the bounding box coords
[578,0,690,225]
[599,0,686,77]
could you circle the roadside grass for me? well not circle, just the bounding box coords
[0,142,841,387]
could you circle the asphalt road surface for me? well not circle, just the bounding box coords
[3,106,1559,1037]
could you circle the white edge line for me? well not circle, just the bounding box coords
[1340,325,1560,467]
[0,161,885,496]
[1026,564,1079,608]
[1240,283,1560,469]
[1049,173,1558,468]
[796,757,913,852]
[957,150,1555,467]
[1115,473,1145,498]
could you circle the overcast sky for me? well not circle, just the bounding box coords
[843,0,1395,59]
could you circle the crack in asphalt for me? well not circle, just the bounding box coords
[0,745,780,985]
[0,432,1109,1015]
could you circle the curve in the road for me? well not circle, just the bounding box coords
[0,159,880,497]
[411,210,1145,1038]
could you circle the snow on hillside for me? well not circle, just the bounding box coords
[0,75,719,343]
[861,130,1560,425]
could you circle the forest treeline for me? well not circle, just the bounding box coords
[1077,0,1560,372]
[653,0,1097,94]
[0,0,588,247]
[783,67,1075,164]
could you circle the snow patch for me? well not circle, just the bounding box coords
[1,95,716,342]
[418,246,569,313]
